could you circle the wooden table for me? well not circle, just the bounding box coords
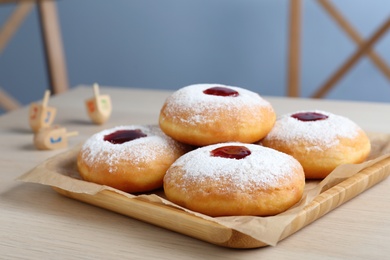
[1,85,390,259]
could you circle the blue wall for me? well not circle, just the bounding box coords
[0,0,389,114]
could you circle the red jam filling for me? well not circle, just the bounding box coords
[203,86,239,97]
[210,145,251,160]
[291,112,328,122]
[104,129,147,144]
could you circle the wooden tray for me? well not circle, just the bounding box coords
[50,155,390,249]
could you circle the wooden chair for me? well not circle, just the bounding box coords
[287,0,390,98]
[0,0,69,112]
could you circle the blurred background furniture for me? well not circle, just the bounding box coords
[0,0,68,112]
[287,0,390,98]
[1,1,388,114]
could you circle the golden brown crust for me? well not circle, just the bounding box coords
[77,125,191,193]
[77,148,183,193]
[262,129,371,179]
[261,111,371,179]
[164,170,304,216]
[158,84,276,146]
[163,143,305,217]
[160,104,275,146]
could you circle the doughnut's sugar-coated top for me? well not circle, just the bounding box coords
[80,125,183,173]
[265,110,361,151]
[161,84,273,125]
[166,143,302,193]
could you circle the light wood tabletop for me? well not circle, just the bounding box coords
[1,85,390,259]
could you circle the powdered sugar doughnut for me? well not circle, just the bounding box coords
[159,84,276,146]
[261,110,371,179]
[163,143,305,217]
[77,125,191,193]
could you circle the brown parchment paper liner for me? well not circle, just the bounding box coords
[18,132,390,246]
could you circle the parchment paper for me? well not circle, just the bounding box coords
[18,132,390,246]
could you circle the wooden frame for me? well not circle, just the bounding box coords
[0,0,69,111]
[37,0,69,94]
[287,0,390,98]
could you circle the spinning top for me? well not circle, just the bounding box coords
[85,83,112,124]
[29,90,57,132]
[33,125,78,150]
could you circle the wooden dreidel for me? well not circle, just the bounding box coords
[33,125,78,150]
[29,90,57,132]
[85,83,112,124]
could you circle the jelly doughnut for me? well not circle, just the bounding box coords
[163,143,305,217]
[261,110,371,179]
[159,84,276,146]
[77,125,191,193]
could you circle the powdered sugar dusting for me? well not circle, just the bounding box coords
[265,110,360,151]
[80,125,182,173]
[162,84,273,125]
[168,143,302,193]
